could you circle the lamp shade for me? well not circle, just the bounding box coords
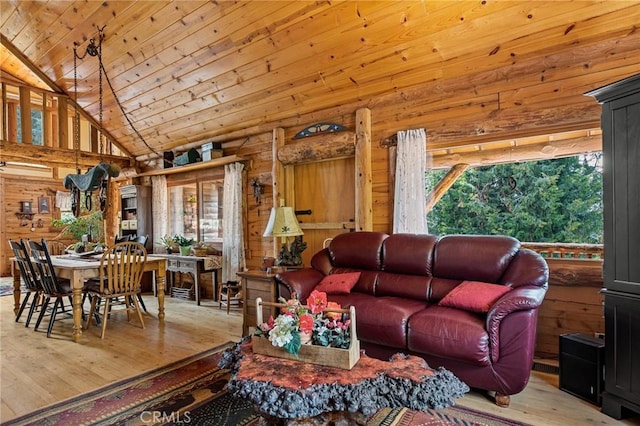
[263,205,303,237]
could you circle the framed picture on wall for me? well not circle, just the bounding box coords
[38,196,51,214]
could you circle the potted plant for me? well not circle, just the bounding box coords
[50,211,105,247]
[156,235,177,254]
[173,234,195,256]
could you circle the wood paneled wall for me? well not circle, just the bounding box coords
[0,173,67,275]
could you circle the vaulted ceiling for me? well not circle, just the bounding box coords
[2,1,639,164]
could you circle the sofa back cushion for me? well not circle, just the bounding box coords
[381,233,437,276]
[376,272,431,300]
[433,235,520,283]
[328,231,387,270]
[373,234,437,300]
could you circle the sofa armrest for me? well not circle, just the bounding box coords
[275,268,325,302]
[486,285,548,362]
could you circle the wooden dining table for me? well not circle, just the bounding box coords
[10,253,167,342]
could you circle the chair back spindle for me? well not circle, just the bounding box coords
[99,241,147,295]
[27,239,73,337]
[85,241,147,338]
[9,239,41,293]
[28,239,63,296]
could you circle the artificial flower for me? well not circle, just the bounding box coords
[254,290,352,356]
[306,290,328,314]
[326,301,342,319]
[298,313,314,333]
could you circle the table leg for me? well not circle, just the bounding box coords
[213,270,219,302]
[12,262,21,315]
[71,280,84,342]
[157,269,166,320]
[195,270,201,306]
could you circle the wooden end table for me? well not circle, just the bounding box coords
[237,270,278,335]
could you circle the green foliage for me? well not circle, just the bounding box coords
[426,154,603,243]
[50,211,104,243]
[156,235,176,248]
[312,317,351,349]
[283,332,302,358]
[173,234,195,247]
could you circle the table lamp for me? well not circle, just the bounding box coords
[263,199,305,266]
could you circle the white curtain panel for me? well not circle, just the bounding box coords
[151,175,168,253]
[222,162,246,283]
[393,128,428,234]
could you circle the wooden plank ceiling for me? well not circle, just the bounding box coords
[1,1,639,164]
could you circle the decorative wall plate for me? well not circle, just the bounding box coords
[294,122,347,139]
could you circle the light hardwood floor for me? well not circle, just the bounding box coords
[1,284,638,425]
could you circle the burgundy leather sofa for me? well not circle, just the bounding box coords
[275,231,549,407]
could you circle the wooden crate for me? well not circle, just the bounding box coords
[252,299,360,370]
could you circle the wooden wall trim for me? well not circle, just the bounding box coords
[545,258,603,288]
[136,155,245,177]
[277,131,356,165]
[272,127,286,255]
[355,108,372,232]
[0,140,131,169]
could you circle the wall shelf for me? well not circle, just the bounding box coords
[16,212,36,221]
[137,155,246,177]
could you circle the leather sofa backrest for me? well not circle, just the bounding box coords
[374,234,437,300]
[429,234,521,302]
[328,231,387,270]
[433,235,520,282]
[382,233,437,276]
[327,232,387,294]
[321,232,545,302]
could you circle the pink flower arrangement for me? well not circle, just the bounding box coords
[255,290,351,357]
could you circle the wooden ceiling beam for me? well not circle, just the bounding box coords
[0,140,133,170]
[429,134,602,170]
[1,34,134,159]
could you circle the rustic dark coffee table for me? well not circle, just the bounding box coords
[219,340,469,425]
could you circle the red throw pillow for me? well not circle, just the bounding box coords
[438,281,511,313]
[314,272,361,295]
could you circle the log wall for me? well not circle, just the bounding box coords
[535,258,604,358]
[0,173,68,275]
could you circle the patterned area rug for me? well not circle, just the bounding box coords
[0,279,20,297]
[4,342,529,426]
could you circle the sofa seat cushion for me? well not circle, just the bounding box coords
[329,293,426,349]
[407,306,490,366]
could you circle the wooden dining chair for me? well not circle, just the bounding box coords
[129,235,150,311]
[47,240,67,256]
[84,241,147,339]
[28,239,74,337]
[114,234,131,245]
[9,239,43,327]
[132,234,149,250]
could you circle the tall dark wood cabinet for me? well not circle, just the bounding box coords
[587,74,640,420]
[119,184,153,248]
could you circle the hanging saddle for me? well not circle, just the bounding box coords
[63,162,120,192]
[63,162,120,216]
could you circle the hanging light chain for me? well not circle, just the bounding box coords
[98,36,104,161]
[73,45,80,173]
[74,25,164,166]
